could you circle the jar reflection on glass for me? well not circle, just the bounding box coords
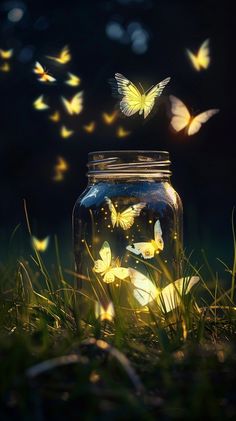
[73,151,183,321]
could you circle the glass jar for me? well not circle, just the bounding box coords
[73,151,183,322]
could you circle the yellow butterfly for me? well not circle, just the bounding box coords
[169,96,219,136]
[114,73,170,119]
[49,110,60,122]
[127,220,164,259]
[95,301,115,322]
[83,121,96,133]
[65,72,81,87]
[93,241,129,283]
[116,126,131,138]
[46,45,71,64]
[33,61,56,83]
[102,110,118,125]
[60,125,74,138]
[33,95,49,110]
[0,62,10,72]
[61,91,83,115]
[0,49,13,59]
[128,268,159,306]
[52,156,69,181]
[105,197,146,230]
[32,236,50,252]
[157,276,200,313]
[187,39,210,71]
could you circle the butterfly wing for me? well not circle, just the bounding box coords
[33,62,44,75]
[129,268,158,306]
[197,39,210,69]
[154,220,164,251]
[105,197,118,228]
[157,276,199,313]
[71,92,83,114]
[114,73,142,116]
[126,242,156,259]
[118,202,146,230]
[143,77,171,118]
[186,50,200,71]
[60,126,74,138]
[188,109,219,136]
[107,267,129,282]
[94,241,111,275]
[169,95,191,132]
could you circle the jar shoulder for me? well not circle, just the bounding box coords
[73,181,182,213]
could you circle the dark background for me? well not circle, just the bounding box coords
[0,0,234,262]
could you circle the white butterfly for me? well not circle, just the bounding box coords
[93,241,129,284]
[126,220,164,259]
[128,268,199,310]
[113,73,171,119]
[128,268,159,306]
[169,95,219,136]
[105,197,146,231]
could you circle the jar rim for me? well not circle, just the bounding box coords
[87,150,171,179]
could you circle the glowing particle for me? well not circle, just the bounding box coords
[126,235,129,239]
[8,8,24,23]
[90,371,100,384]
[149,219,152,224]
[136,260,139,264]
[105,211,107,215]
[101,208,104,211]
[104,217,107,220]
[81,239,85,243]
[107,224,111,228]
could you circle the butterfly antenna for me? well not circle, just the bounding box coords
[139,82,144,93]
[144,84,154,94]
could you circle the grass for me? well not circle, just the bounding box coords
[0,213,236,420]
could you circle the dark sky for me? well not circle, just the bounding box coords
[0,0,234,258]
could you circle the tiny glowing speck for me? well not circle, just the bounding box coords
[149,219,152,224]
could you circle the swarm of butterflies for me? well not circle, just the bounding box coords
[90,195,200,320]
[112,39,219,133]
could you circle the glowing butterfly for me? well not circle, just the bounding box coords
[126,220,164,259]
[33,61,56,83]
[113,73,170,119]
[105,197,146,231]
[53,156,69,181]
[31,236,50,252]
[169,96,219,136]
[187,39,210,71]
[65,72,81,87]
[61,92,83,115]
[93,241,129,283]
[0,62,10,72]
[116,126,131,138]
[157,276,200,313]
[102,111,118,125]
[33,95,49,110]
[49,110,60,122]
[83,121,96,133]
[0,49,13,59]
[60,125,74,138]
[95,301,115,322]
[46,45,71,64]
[128,268,159,306]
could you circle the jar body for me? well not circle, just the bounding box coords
[73,173,183,320]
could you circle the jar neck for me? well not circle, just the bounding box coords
[87,150,172,183]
